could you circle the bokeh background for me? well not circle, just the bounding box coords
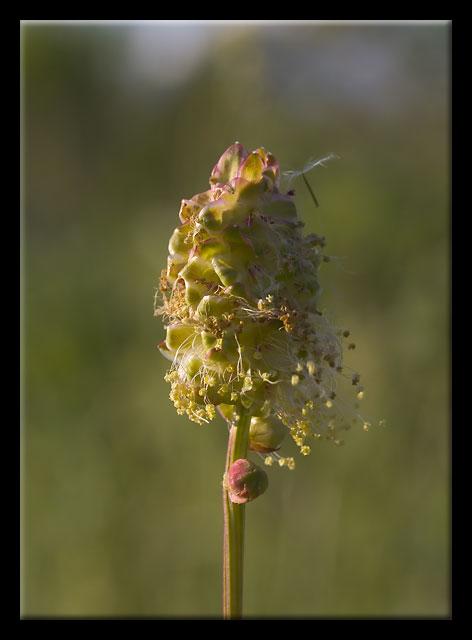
[21,21,450,618]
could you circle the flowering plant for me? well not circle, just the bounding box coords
[155,143,377,617]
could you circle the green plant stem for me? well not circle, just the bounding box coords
[223,405,251,619]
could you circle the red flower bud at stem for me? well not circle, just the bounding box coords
[224,458,268,504]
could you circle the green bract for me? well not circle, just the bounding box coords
[156,143,366,461]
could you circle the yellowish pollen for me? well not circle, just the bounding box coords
[291,374,300,386]
[325,400,333,408]
[300,445,311,456]
[362,422,371,431]
[264,456,274,466]
[306,360,316,376]
[231,392,238,402]
[278,456,295,469]
[357,391,364,399]
[205,404,216,419]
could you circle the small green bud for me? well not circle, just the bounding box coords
[166,324,196,351]
[201,331,218,351]
[168,221,192,259]
[185,357,203,381]
[197,294,233,319]
[224,458,268,504]
[212,258,240,287]
[249,415,287,453]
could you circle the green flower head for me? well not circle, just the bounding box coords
[156,143,376,466]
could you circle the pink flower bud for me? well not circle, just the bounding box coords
[224,458,268,504]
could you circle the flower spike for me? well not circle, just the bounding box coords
[156,143,369,455]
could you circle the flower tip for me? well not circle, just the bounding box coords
[210,142,247,186]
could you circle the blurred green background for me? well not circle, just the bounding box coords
[21,21,450,618]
